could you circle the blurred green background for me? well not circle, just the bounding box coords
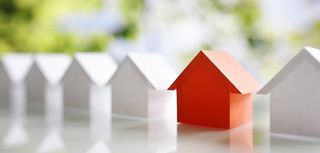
[1,0,320,81]
[0,0,146,54]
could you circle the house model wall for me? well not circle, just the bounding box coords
[0,61,10,105]
[63,53,117,111]
[26,54,71,111]
[169,50,260,129]
[259,47,320,137]
[110,53,177,120]
[2,54,34,112]
[26,60,46,110]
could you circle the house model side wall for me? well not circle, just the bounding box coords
[112,59,148,118]
[270,59,320,137]
[229,93,252,128]
[64,61,90,111]
[90,84,111,140]
[148,89,176,121]
[0,64,10,105]
[26,64,46,110]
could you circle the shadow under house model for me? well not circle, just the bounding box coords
[110,53,177,120]
[258,47,320,137]
[63,53,118,111]
[168,50,260,129]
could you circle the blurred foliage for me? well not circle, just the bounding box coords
[289,21,320,49]
[0,0,146,54]
[1,0,318,61]
[117,0,143,40]
[206,0,273,56]
[0,0,109,54]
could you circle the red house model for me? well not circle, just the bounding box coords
[169,50,260,129]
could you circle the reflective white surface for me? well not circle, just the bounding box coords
[0,96,319,153]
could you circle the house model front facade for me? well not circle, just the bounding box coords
[110,53,177,120]
[259,47,320,137]
[169,50,260,129]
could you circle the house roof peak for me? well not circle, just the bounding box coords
[259,47,320,94]
[169,50,260,94]
[111,52,177,90]
[74,53,118,86]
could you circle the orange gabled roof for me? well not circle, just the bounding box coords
[168,50,260,94]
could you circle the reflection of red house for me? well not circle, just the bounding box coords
[169,51,260,129]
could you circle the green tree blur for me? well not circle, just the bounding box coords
[0,0,111,54]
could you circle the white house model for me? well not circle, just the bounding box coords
[64,53,117,110]
[63,53,117,140]
[35,54,71,130]
[259,47,320,137]
[34,54,71,152]
[1,54,34,146]
[110,53,177,120]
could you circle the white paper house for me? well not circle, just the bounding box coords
[63,53,117,140]
[33,54,71,152]
[1,54,34,146]
[64,53,117,110]
[2,54,34,122]
[35,54,71,129]
[258,47,320,137]
[110,53,177,120]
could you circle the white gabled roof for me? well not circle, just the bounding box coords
[2,54,34,83]
[259,47,320,94]
[75,53,118,86]
[115,52,177,90]
[35,54,72,84]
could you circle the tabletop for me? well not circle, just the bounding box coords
[0,95,319,153]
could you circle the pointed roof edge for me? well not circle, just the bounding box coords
[109,55,156,89]
[203,50,261,94]
[74,53,117,86]
[0,61,10,81]
[1,53,34,83]
[63,57,93,84]
[258,47,320,94]
[168,51,203,90]
[75,56,105,85]
[34,54,72,84]
[28,61,46,79]
[169,50,260,94]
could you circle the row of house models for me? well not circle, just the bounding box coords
[0,47,319,142]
